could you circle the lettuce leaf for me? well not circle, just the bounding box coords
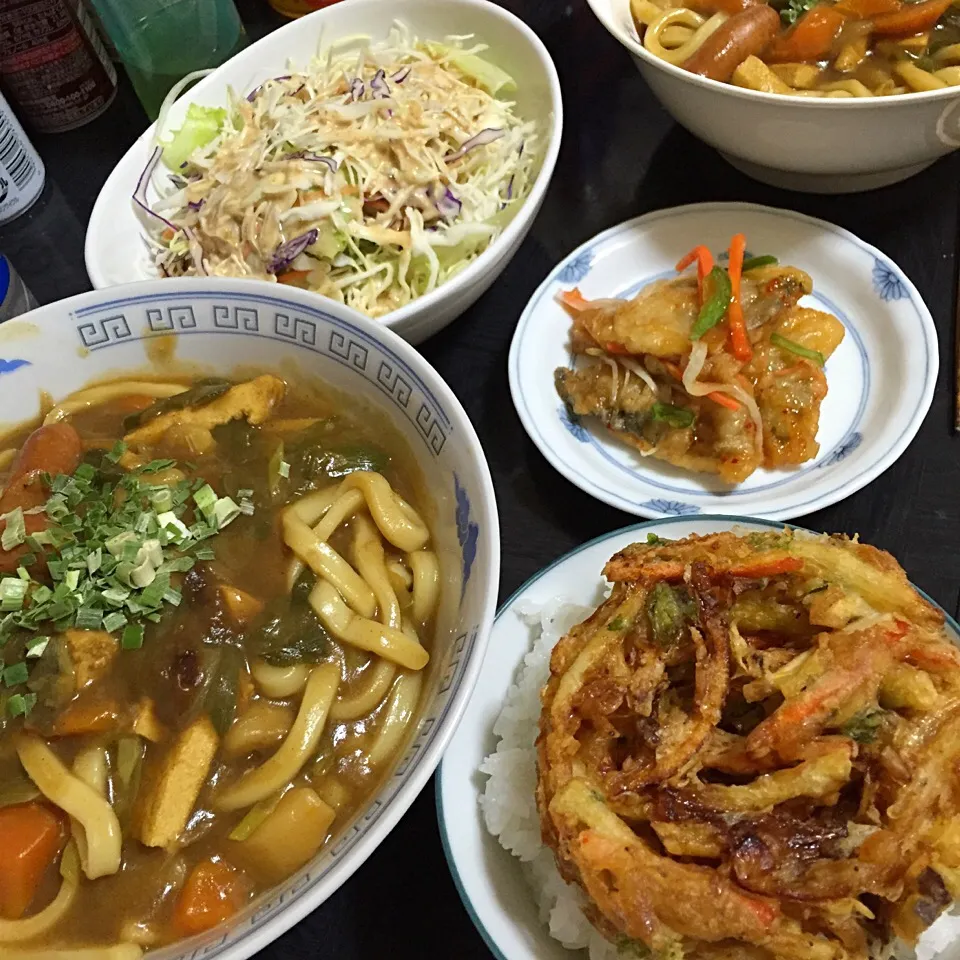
[160,104,227,170]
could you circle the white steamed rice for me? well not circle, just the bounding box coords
[479,599,622,960]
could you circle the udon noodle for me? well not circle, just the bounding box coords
[0,373,440,952]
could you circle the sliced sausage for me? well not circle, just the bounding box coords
[0,423,82,573]
[682,5,782,83]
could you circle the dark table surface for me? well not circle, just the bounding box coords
[2,0,960,955]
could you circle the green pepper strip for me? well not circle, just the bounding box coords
[690,266,732,340]
[770,332,825,367]
[650,402,695,429]
[741,254,779,271]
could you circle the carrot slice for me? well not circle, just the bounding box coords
[765,6,848,62]
[708,391,741,411]
[676,245,715,305]
[833,0,900,16]
[729,556,804,577]
[0,803,66,920]
[557,287,591,315]
[277,269,312,287]
[725,234,752,361]
[871,0,950,34]
[172,858,253,937]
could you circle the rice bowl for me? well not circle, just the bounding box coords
[438,518,960,960]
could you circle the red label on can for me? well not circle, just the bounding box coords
[0,0,117,133]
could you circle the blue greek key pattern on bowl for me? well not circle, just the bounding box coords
[77,312,133,349]
[557,249,593,284]
[0,358,30,375]
[819,431,863,468]
[455,476,479,601]
[68,291,452,457]
[872,260,908,302]
[640,498,700,516]
[559,403,589,442]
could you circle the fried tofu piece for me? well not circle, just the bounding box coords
[123,375,286,451]
[770,62,824,90]
[63,629,118,690]
[219,585,264,626]
[132,697,166,743]
[733,56,795,94]
[134,715,219,848]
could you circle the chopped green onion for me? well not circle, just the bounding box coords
[3,661,29,687]
[6,692,36,717]
[278,460,291,479]
[770,333,825,367]
[741,254,778,271]
[149,487,173,513]
[690,267,733,339]
[75,606,103,630]
[1,507,26,551]
[105,440,127,463]
[237,488,254,499]
[121,624,145,650]
[87,548,102,574]
[25,636,49,658]
[64,570,80,591]
[105,531,138,557]
[268,443,286,496]
[239,499,255,516]
[214,497,241,530]
[102,611,128,633]
[156,512,190,544]
[16,567,30,582]
[138,459,176,474]
[193,484,217,520]
[650,403,695,429]
[0,578,28,611]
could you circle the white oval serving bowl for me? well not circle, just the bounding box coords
[84,0,562,345]
[0,277,500,960]
[586,0,960,192]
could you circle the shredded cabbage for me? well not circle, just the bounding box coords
[142,23,541,318]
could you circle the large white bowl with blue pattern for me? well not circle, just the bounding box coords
[509,202,937,521]
[0,277,499,959]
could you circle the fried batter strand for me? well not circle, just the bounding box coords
[537,530,960,960]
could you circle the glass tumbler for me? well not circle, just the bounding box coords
[86,0,248,119]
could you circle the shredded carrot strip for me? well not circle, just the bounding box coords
[676,245,714,305]
[726,234,752,361]
[663,361,684,380]
[605,341,630,355]
[708,391,740,411]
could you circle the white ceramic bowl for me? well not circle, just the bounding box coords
[84,0,562,345]
[0,277,499,960]
[586,0,960,192]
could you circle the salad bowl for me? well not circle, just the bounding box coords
[84,0,562,344]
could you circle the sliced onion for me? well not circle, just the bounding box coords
[268,229,319,273]
[681,340,763,454]
[247,75,291,102]
[349,78,364,101]
[183,226,207,276]
[445,127,504,163]
[392,67,411,83]
[618,357,659,397]
[132,145,181,235]
[329,98,394,120]
[370,69,390,98]
[434,185,462,220]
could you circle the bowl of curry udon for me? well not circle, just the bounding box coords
[585,0,960,191]
[0,278,498,959]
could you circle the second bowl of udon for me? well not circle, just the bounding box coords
[586,0,960,192]
[0,277,498,959]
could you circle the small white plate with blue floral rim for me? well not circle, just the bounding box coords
[508,202,938,521]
